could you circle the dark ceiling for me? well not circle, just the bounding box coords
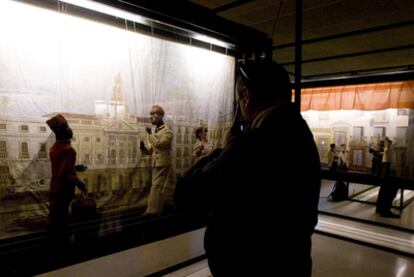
[189,0,414,80]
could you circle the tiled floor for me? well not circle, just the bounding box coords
[165,233,414,277]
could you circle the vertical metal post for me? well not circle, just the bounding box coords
[295,0,302,111]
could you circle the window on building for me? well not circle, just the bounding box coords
[353,126,363,137]
[183,147,189,157]
[119,175,124,189]
[38,143,47,159]
[0,141,6,152]
[39,126,47,132]
[0,141,7,158]
[398,109,408,116]
[396,127,408,144]
[0,123,6,130]
[110,149,116,164]
[373,127,386,138]
[373,111,387,121]
[72,136,77,142]
[96,137,101,143]
[316,137,329,163]
[20,125,29,132]
[20,142,29,158]
[396,127,408,139]
[84,154,90,164]
[184,134,190,144]
[217,130,222,140]
[119,149,126,163]
[84,137,90,142]
[130,146,137,163]
[352,150,363,166]
[0,165,10,182]
[0,166,9,174]
[176,134,182,143]
[96,153,104,164]
[334,131,347,146]
[176,147,182,157]
[81,120,92,125]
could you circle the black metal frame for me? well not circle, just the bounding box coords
[281,44,414,67]
[212,0,255,13]
[273,14,414,80]
[299,69,414,88]
[273,19,414,50]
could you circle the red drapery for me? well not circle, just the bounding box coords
[299,81,414,111]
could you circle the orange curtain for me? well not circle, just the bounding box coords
[299,81,414,111]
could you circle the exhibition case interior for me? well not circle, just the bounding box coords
[302,81,414,230]
[0,0,234,238]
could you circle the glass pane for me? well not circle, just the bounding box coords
[302,84,414,231]
[0,0,234,239]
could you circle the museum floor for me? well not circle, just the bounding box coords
[164,233,414,277]
[319,179,414,231]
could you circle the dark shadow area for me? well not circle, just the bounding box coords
[0,209,206,276]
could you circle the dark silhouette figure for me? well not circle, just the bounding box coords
[370,139,384,176]
[175,60,321,276]
[376,137,399,218]
[327,143,338,179]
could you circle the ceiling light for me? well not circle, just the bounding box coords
[59,0,148,25]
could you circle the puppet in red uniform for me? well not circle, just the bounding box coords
[46,114,87,241]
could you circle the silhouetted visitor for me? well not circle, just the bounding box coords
[175,60,321,276]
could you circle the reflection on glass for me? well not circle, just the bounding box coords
[0,1,234,238]
[302,81,414,229]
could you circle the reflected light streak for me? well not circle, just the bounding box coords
[396,258,408,277]
[193,34,231,49]
[60,0,233,49]
[59,0,148,25]
[0,0,235,116]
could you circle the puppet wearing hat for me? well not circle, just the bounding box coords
[46,114,87,241]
